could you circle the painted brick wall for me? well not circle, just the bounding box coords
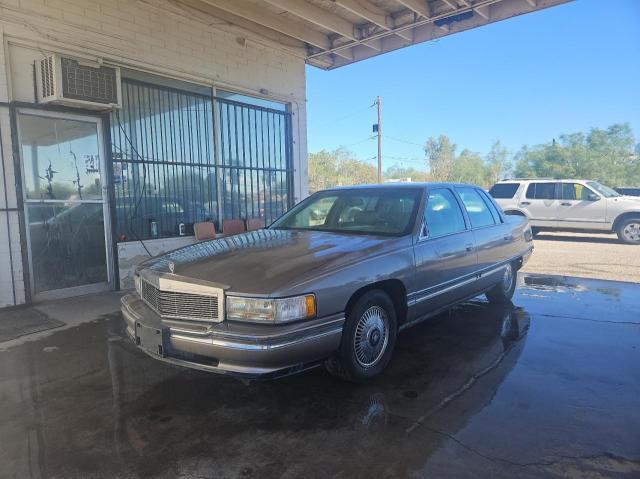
[0,0,309,306]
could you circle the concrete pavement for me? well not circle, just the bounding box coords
[523,231,640,282]
[0,274,638,478]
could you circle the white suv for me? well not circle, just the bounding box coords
[489,179,640,244]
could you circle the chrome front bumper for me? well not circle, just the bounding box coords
[121,294,344,379]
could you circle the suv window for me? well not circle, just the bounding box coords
[560,183,592,201]
[616,187,640,196]
[489,183,519,199]
[456,187,496,228]
[423,188,466,238]
[526,182,556,200]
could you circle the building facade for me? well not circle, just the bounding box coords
[0,0,308,307]
[0,0,568,308]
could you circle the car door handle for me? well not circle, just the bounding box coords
[519,201,531,206]
[465,243,475,252]
[560,202,571,206]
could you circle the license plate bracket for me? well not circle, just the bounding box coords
[135,321,166,357]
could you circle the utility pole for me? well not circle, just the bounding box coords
[376,96,382,183]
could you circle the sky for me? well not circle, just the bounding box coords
[305,0,640,172]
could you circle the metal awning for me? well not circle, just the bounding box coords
[177,0,572,69]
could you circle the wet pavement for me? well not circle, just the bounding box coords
[0,274,638,479]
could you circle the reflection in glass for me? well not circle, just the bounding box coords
[20,115,102,201]
[218,103,290,226]
[111,81,217,240]
[27,203,107,293]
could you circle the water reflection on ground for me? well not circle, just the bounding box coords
[0,274,638,478]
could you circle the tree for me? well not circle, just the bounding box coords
[336,158,377,185]
[425,135,457,182]
[308,149,339,192]
[308,148,376,192]
[485,140,511,184]
[451,149,486,185]
[385,163,430,182]
[514,123,639,186]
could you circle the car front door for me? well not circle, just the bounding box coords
[556,182,607,229]
[411,187,478,318]
[518,182,559,227]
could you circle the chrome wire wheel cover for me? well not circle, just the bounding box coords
[353,305,389,368]
[623,222,640,242]
[502,263,514,293]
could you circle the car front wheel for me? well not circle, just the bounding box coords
[325,290,397,381]
[486,262,517,304]
[616,218,640,245]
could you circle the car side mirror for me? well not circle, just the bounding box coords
[587,193,600,201]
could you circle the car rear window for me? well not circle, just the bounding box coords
[526,182,556,199]
[456,187,497,228]
[489,183,519,199]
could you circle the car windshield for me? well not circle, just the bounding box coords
[270,188,422,236]
[586,181,621,198]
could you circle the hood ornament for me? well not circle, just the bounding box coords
[168,261,176,274]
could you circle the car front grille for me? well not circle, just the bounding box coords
[141,279,221,322]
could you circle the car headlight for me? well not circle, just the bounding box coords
[134,274,142,295]
[226,294,316,323]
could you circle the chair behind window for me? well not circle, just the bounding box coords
[222,219,246,236]
[194,221,217,241]
[245,218,264,231]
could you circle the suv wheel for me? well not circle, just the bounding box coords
[486,262,517,304]
[617,218,640,245]
[325,290,397,381]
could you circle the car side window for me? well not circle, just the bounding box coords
[526,182,557,200]
[561,183,592,201]
[456,187,496,228]
[489,183,520,199]
[423,188,467,238]
[479,189,503,223]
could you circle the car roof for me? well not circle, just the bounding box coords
[323,182,479,192]
[496,179,596,183]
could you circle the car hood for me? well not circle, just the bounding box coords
[616,195,640,203]
[139,229,403,295]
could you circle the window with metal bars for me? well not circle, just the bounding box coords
[110,79,292,241]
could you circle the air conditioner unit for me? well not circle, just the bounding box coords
[36,54,122,109]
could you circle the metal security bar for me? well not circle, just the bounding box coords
[110,79,292,241]
[216,98,292,226]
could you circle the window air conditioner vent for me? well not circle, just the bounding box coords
[36,54,121,110]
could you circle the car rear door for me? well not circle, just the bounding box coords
[455,186,513,292]
[411,187,478,317]
[518,182,559,227]
[556,182,607,229]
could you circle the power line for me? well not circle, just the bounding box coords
[313,104,375,128]
[382,155,426,165]
[339,135,375,148]
[383,135,424,148]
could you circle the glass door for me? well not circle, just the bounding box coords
[18,110,112,300]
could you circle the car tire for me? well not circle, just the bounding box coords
[485,262,517,304]
[616,218,640,245]
[325,290,397,382]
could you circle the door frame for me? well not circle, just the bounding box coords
[16,108,114,301]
